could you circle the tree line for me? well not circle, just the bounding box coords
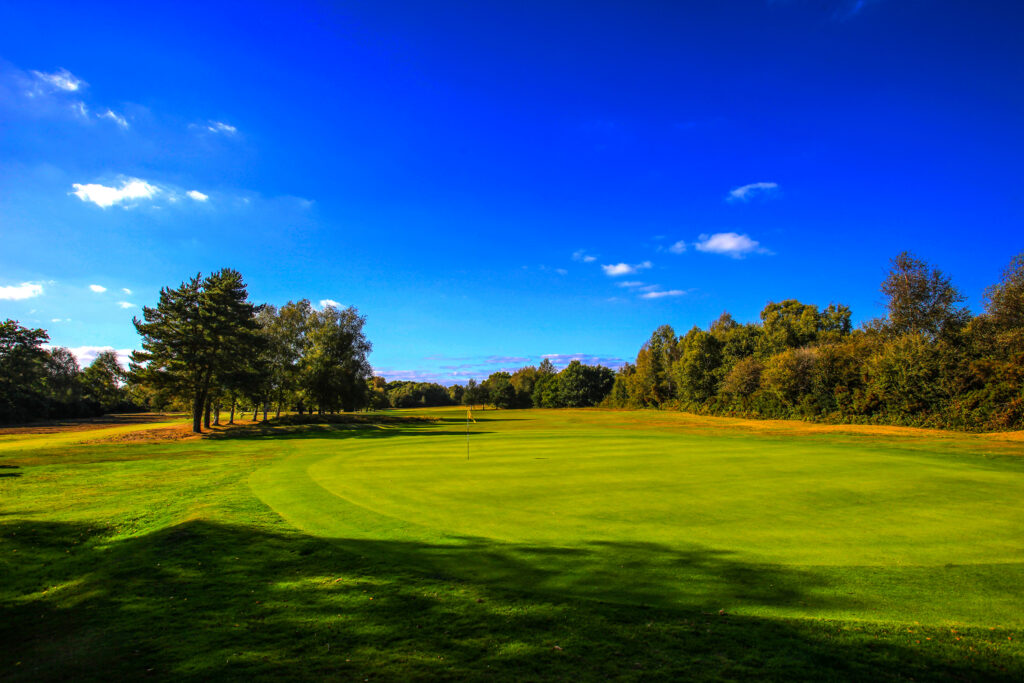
[603,251,1024,431]
[0,322,134,423]
[4,252,1021,431]
[367,358,617,411]
[0,269,374,431]
[131,269,373,432]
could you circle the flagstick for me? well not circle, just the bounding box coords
[466,406,470,459]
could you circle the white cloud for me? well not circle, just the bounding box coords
[122,288,132,295]
[727,182,779,202]
[186,190,209,202]
[694,232,768,258]
[616,281,644,288]
[72,178,160,208]
[71,101,89,118]
[601,261,652,277]
[0,282,44,300]
[100,109,128,128]
[572,249,597,263]
[51,318,62,323]
[31,68,84,92]
[641,289,686,299]
[89,284,107,292]
[668,240,687,254]
[319,299,343,310]
[555,268,568,275]
[62,345,134,369]
[207,120,237,135]
[117,301,135,309]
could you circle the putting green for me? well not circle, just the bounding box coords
[250,408,1024,627]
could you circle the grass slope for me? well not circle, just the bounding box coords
[2,409,1022,680]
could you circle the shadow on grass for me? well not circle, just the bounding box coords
[208,415,496,442]
[0,465,20,478]
[2,518,1019,681]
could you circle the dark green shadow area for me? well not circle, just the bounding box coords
[2,519,1020,682]
[205,415,499,442]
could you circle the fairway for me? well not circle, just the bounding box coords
[4,409,1024,680]
[251,408,1024,627]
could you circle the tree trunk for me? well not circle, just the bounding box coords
[276,391,282,419]
[213,402,220,426]
[192,394,203,433]
[262,403,268,422]
[229,399,235,425]
[252,405,259,421]
[203,397,212,429]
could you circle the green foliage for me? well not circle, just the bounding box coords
[385,381,452,408]
[79,350,128,412]
[483,371,516,409]
[0,320,50,422]
[880,251,970,341]
[301,306,373,413]
[674,328,723,403]
[619,252,1024,431]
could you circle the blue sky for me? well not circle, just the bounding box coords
[1,0,1021,383]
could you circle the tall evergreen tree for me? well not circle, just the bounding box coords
[132,270,260,433]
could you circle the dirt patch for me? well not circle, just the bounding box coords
[0,413,187,436]
[84,419,267,444]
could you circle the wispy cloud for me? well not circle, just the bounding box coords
[641,289,686,299]
[72,178,160,208]
[122,288,132,295]
[187,190,209,202]
[100,109,128,128]
[668,240,687,254]
[601,261,652,277]
[694,232,770,258]
[319,299,343,310]
[117,301,135,309]
[617,281,644,288]
[0,282,44,300]
[572,249,597,263]
[541,353,626,369]
[89,284,107,293]
[727,181,779,202]
[31,68,84,92]
[206,120,237,135]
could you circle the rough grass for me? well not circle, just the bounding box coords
[1,408,1022,681]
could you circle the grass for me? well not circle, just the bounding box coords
[2,407,1022,680]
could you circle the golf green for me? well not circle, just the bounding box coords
[250,408,1024,627]
[4,409,1023,680]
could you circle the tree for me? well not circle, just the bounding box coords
[983,251,1024,353]
[485,371,516,409]
[0,320,49,422]
[43,347,82,407]
[300,305,373,413]
[557,360,615,407]
[510,365,539,407]
[762,348,817,408]
[132,270,261,433]
[80,350,127,412]
[462,379,480,408]
[674,328,723,403]
[720,357,763,400]
[880,251,969,341]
